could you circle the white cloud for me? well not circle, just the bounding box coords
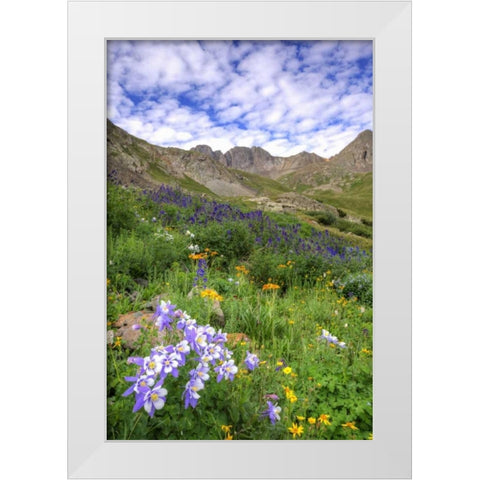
[107,40,372,158]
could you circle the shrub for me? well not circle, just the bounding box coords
[338,272,373,306]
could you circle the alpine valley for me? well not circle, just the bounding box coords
[107,119,373,239]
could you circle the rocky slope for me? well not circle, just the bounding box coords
[107,119,372,198]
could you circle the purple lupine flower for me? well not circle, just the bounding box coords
[214,359,238,382]
[244,351,260,371]
[183,377,205,409]
[261,401,281,425]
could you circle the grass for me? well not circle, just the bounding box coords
[229,168,291,197]
[309,172,373,221]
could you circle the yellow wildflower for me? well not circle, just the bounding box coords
[200,288,223,301]
[307,417,316,425]
[341,421,359,430]
[283,367,292,375]
[221,425,232,433]
[318,414,331,425]
[296,416,305,421]
[189,253,208,260]
[262,283,280,291]
[288,423,304,438]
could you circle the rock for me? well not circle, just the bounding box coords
[212,300,225,327]
[114,310,169,349]
[144,293,168,311]
[106,330,114,345]
[226,333,250,347]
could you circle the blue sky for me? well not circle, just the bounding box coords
[107,40,372,157]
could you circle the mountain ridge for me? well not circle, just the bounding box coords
[107,119,372,198]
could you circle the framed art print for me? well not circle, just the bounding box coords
[68,1,411,478]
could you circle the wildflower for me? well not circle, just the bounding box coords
[288,422,304,438]
[262,283,280,291]
[190,362,210,383]
[193,258,208,288]
[307,417,316,425]
[134,386,168,417]
[200,288,223,301]
[296,416,305,421]
[282,367,292,375]
[183,377,205,409]
[235,265,249,274]
[361,348,372,355]
[157,353,180,378]
[244,351,260,371]
[189,253,208,260]
[275,359,286,371]
[173,340,191,365]
[264,393,279,401]
[221,425,232,433]
[261,401,282,425]
[214,359,238,382]
[225,432,233,440]
[288,320,294,325]
[318,414,331,425]
[341,421,359,430]
[153,300,176,331]
[122,375,155,398]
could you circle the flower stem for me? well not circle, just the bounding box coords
[127,412,142,440]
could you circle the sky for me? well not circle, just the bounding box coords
[107,40,372,158]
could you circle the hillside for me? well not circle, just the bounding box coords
[107,119,373,224]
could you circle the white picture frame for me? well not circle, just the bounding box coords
[68,1,411,478]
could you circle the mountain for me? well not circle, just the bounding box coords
[107,119,372,199]
[107,120,254,196]
[328,129,373,172]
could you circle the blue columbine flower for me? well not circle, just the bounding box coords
[214,359,238,382]
[134,386,168,417]
[122,375,154,397]
[153,300,176,330]
[244,351,260,371]
[183,377,205,409]
[158,353,180,378]
[261,401,282,425]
